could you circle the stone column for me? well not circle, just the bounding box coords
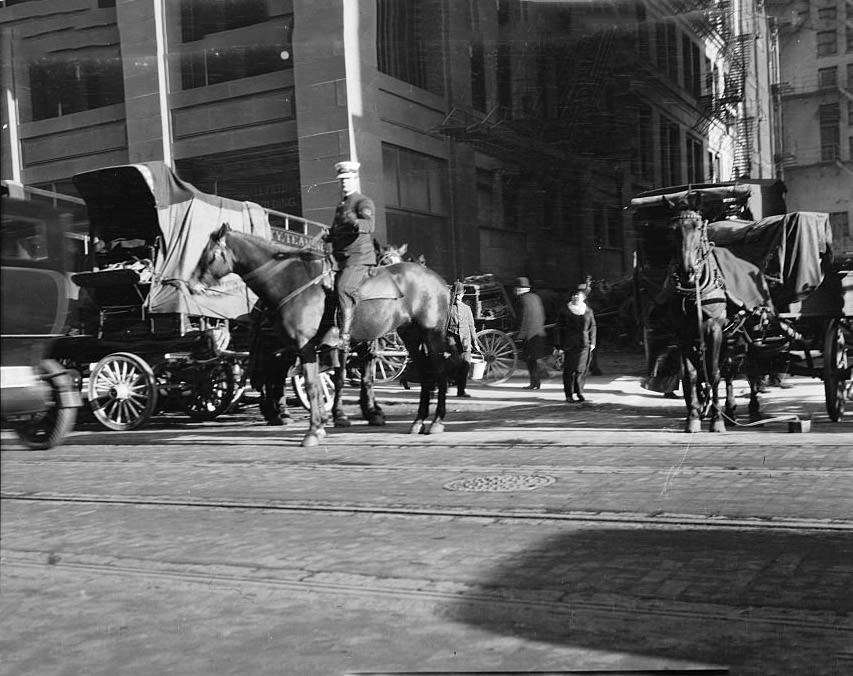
[292,0,384,237]
[115,0,171,164]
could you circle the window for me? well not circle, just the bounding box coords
[656,21,678,82]
[28,57,124,121]
[847,25,853,52]
[707,151,720,183]
[476,170,495,228]
[634,103,654,180]
[497,43,512,113]
[501,174,519,229]
[849,136,853,159]
[470,42,487,111]
[817,30,838,57]
[818,6,837,21]
[682,35,701,98]
[382,143,450,277]
[180,10,292,90]
[686,136,704,184]
[180,0,268,42]
[819,66,838,89]
[660,117,681,185]
[377,0,443,96]
[1,218,48,262]
[819,103,840,161]
[848,63,853,91]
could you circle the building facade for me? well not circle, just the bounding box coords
[1,0,778,287]
[768,0,853,254]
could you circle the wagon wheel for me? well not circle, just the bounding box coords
[88,352,158,431]
[476,328,519,385]
[14,361,78,450]
[372,332,408,383]
[291,368,335,412]
[823,318,850,422]
[183,361,236,421]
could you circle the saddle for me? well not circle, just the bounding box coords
[354,266,404,302]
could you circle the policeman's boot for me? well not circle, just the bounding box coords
[339,306,353,354]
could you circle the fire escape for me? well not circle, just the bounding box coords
[679,0,754,178]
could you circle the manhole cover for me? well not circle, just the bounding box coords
[443,474,556,492]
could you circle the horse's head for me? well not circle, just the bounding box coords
[378,242,408,266]
[189,223,235,293]
[668,205,706,287]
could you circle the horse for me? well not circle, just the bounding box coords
[188,224,451,446]
[377,242,413,266]
[664,198,729,432]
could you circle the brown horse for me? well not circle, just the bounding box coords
[188,225,451,446]
[664,199,728,432]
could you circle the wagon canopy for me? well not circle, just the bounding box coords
[707,212,833,307]
[73,162,270,319]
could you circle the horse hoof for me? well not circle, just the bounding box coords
[316,427,327,439]
[266,417,286,426]
[711,420,726,433]
[685,419,701,433]
[427,420,445,435]
[334,416,351,428]
[409,421,424,435]
[368,413,386,426]
[302,432,320,447]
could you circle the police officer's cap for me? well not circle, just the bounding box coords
[335,161,360,179]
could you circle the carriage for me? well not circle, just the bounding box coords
[49,162,320,431]
[1,189,82,448]
[458,273,521,384]
[632,182,852,422]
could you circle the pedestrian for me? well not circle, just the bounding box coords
[323,160,377,353]
[515,277,547,390]
[554,283,597,403]
[447,280,479,398]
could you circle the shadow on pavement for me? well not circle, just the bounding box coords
[449,527,853,675]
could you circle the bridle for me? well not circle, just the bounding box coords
[671,211,722,301]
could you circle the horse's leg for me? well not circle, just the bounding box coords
[426,332,448,435]
[330,347,350,427]
[682,352,701,433]
[299,357,326,446]
[708,324,726,433]
[748,371,763,422]
[359,341,385,426]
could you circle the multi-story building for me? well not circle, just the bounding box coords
[1,0,777,287]
[768,0,853,254]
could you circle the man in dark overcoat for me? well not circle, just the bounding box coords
[324,161,377,351]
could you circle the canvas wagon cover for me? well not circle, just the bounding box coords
[73,162,270,319]
[707,211,832,307]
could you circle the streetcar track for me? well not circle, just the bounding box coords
[3,458,851,479]
[3,551,849,634]
[4,492,853,531]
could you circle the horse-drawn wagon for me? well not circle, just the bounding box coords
[50,162,320,431]
[458,273,520,384]
[633,182,851,427]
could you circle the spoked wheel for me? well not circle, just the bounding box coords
[88,352,158,431]
[372,332,408,383]
[183,361,236,421]
[291,368,335,412]
[823,318,851,422]
[15,361,78,450]
[476,329,519,385]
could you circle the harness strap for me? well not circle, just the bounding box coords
[275,261,333,313]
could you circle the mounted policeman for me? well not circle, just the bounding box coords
[324,161,377,353]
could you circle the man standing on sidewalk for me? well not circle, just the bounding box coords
[447,281,479,398]
[554,283,597,403]
[515,277,547,390]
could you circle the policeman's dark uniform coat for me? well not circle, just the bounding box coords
[326,165,377,343]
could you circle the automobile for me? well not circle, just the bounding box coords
[1,186,81,449]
